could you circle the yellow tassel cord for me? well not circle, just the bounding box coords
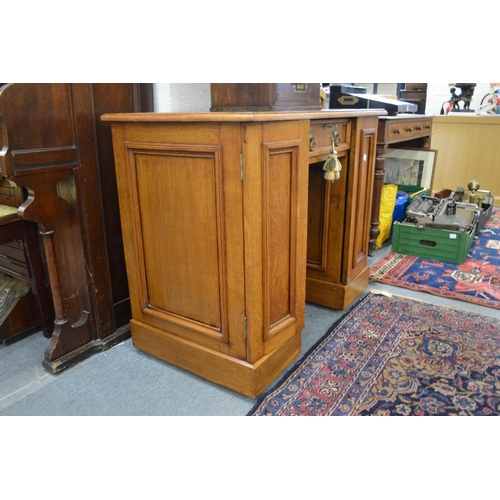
[323,153,342,182]
[323,130,342,182]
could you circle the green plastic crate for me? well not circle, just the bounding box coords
[392,217,478,264]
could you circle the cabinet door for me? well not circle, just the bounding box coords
[342,116,378,283]
[112,121,247,360]
[306,152,348,283]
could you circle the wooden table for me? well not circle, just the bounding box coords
[369,114,433,255]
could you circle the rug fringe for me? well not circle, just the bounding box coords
[368,290,393,298]
[369,289,465,310]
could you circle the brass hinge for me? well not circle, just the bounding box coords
[240,153,243,181]
[243,316,247,340]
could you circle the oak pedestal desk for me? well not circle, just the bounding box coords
[103,109,384,397]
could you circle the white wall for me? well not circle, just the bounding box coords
[153,83,210,112]
[425,83,491,115]
[152,83,494,116]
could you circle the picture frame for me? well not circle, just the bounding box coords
[384,148,437,189]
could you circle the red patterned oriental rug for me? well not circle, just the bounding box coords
[248,293,500,416]
[370,209,500,310]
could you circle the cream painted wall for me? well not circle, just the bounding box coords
[152,83,495,116]
[425,83,491,115]
[153,83,210,112]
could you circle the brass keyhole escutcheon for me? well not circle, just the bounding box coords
[331,129,341,147]
[309,132,316,151]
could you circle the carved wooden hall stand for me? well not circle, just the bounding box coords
[0,83,153,371]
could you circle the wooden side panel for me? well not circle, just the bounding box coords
[244,121,308,361]
[112,122,246,360]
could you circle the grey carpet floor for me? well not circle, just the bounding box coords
[2,243,500,415]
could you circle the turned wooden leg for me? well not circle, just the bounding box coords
[369,145,386,256]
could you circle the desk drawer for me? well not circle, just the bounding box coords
[382,118,432,143]
[309,119,351,157]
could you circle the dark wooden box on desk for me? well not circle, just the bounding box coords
[210,83,321,111]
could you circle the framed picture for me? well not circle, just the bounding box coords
[384,149,437,189]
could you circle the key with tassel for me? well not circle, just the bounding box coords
[323,131,342,182]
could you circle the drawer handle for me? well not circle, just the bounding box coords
[393,128,401,134]
[406,127,413,132]
[332,129,340,146]
[416,125,422,131]
[425,124,431,129]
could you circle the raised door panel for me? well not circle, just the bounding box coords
[113,123,246,359]
[342,118,377,283]
[0,83,76,178]
[244,121,308,361]
[136,150,224,330]
[263,142,298,340]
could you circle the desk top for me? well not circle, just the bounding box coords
[378,113,431,121]
[101,109,387,123]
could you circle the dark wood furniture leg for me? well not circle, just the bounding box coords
[369,145,387,256]
[21,219,55,338]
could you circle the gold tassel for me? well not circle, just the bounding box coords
[323,153,342,182]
